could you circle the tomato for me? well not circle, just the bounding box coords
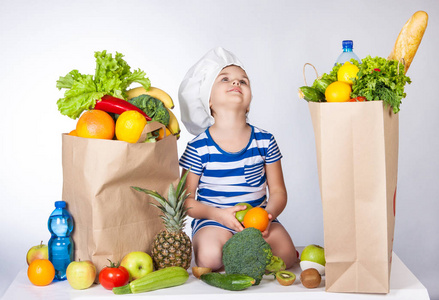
[349,96,367,102]
[99,260,130,290]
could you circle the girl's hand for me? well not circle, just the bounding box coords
[215,205,246,232]
[261,213,273,238]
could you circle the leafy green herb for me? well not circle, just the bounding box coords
[310,63,340,94]
[320,63,341,83]
[56,51,150,119]
[351,56,411,113]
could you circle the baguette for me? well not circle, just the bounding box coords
[388,11,428,74]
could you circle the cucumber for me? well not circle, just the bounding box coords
[200,273,255,291]
[112,266,189,294]
[298,86,325,102]
[312,78,333,94]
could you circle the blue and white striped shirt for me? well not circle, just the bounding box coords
[179,124,282,236]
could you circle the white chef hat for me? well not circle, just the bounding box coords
[178,47,245,136]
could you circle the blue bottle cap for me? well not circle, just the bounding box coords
[342,40,354,49]
[55,201,66,209]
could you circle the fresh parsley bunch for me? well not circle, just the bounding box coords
[351,56,411,113]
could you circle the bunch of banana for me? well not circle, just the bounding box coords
[127,87,180,139]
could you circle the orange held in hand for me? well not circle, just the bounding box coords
[243,207,269,232]
[76,110,115,139]
[27,259,55,286]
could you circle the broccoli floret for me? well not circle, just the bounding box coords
[265,255,286,274]
[152,106,170,126]
[222,227,273,285]
[128,94,170,126]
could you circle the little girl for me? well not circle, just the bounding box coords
[178,47,297,271]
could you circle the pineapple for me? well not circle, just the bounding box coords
[132,172,192,270]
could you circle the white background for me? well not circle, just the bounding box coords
[0,0,438,299]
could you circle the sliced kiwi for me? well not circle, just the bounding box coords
[275,270,296,286]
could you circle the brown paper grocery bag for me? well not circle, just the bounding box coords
[308,101,398,294]
[61,121,180,278]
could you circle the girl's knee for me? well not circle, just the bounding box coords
[278,247,298,269]
[192,227,232,271]
[266,224,298,268]
[195,249,223,270]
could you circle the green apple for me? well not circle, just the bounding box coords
[235,202,253,223]
[120,251,153,280]
[300,244,325,275]
[26,241,48,265]
[66,260,96,290]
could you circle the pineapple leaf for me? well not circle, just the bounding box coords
[149,203,168,214]
[176,169,190,198]
[156,201,175,216]
[163,211,175,220]
[131,186,166,202]
[167,183,177,209]
[176,191,190,214]
[132,186,175,214]
[131,178,191,234]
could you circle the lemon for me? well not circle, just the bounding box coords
[325,81,352,102]
[116,110,147,143]
[337,61,359,85]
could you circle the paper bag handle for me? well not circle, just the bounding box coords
[137,121,168,143]
[302,63,319,86]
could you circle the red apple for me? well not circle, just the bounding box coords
[26,241,48,265]
[120,251,153,280]
[66,260,96,290]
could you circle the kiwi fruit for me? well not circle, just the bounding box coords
[300,268,321,288]
[275,270,296,286]
[192,266,212,279]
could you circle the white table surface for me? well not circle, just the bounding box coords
[2,250,429,300]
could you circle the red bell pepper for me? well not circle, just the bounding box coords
[94,95,151,121]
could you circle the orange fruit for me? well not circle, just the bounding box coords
[68,129,78,136]
[76,110,115,139]
[115,110,147,143]
[27,259,55,286]
[157,127,171,141]
[325,81,352,102]
[243,207,269,232]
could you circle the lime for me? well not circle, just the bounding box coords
[235,203,252,223]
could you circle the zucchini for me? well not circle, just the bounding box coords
[112,266,189,295]
[200,272,255,291]
[298,86,325,102]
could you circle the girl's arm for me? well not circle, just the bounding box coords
[182,169,245,232]
[262,160,288,236]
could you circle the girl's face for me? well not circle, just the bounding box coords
[209,65,251,116]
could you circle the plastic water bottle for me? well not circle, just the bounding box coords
[48,201,74,281]
[335,40,361,65]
